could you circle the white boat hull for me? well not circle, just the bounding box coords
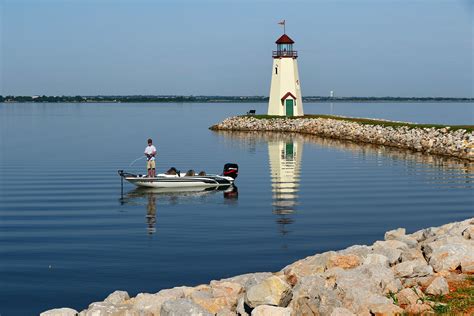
[121,172,234,189]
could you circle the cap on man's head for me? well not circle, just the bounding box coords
[147,138,153,144]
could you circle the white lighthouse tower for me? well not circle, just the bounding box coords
[268,32,304,116]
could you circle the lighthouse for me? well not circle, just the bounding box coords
[268,32,304,116]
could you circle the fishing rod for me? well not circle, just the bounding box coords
[129,155,146,167]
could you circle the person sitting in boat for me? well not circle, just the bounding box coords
[144,138,157,177]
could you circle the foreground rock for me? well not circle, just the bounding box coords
[42,217,474,315]
[210,116,474,161]
[40,308,78,316]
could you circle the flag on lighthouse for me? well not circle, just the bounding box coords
[278,20,286,33]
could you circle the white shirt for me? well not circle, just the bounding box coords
[144,145,157,161]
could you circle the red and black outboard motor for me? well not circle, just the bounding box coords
[223,163,239,179]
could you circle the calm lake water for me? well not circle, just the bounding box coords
[0,102,473,315]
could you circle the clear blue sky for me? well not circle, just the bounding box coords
[1,0,472,97]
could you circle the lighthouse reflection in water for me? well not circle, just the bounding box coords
[268,139,302,236]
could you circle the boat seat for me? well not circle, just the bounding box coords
[185,169,195,176]
[198,171,206,176]
[165,167,179,175]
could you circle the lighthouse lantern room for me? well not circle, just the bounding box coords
[268,33,304,116]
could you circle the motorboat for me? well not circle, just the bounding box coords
[118,163,238,189]
[124,184,237,196]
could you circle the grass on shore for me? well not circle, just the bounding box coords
[387,276,474,315]
[430,276,474,315]
[243,114,474,133]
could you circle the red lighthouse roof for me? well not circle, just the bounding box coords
[275,34,295,44]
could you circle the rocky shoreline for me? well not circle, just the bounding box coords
[210,116,474,161]
[42,218,474,315]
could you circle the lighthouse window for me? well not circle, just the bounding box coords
[275,67,278,75]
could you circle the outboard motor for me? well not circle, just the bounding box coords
[223,163,239,179]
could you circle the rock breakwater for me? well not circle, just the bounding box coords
[210,116,474,161]
[42,218,474,315]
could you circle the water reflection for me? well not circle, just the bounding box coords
[120,186,238,234]
[146,193,157,234]
[214,130,474,236]
[223,185,239,204]
[269,139,302,235]
[215,130,474,178]
[308,135,474,187]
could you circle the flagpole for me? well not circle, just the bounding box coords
[278,19,286,34]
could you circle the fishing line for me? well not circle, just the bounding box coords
[129,156,146,167]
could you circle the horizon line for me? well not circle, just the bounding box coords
[1,95,473,99]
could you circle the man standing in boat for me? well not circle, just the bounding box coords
[144,138,157,177]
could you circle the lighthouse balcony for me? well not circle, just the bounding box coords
[272,50,298,58]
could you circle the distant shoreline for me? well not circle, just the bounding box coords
[1,95,473,104]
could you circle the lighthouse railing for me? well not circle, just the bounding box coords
[272,51,298,58]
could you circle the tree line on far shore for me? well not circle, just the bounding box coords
[0,95,472,103]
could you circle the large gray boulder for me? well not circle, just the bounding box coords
[369,303,404,316]
[428,242,474,272]
[129,287,190,315]
[79,301,136,316]
[104,290,130,305]
[130,293,167,315]
[339,245,372,260]
[400,248,425,262]
[324,264,395,314]
[288,275,341,315]
[425,276,449,295]
[396,287,423,305]
[422,236,467,259]
[160,298,213,316]
[384,228,406,240]
[374,239,409,251]
[217,272,273,291]
[330,307,355,316]
[40,308,78,316]
[334,263,397,295]
[363,254,389,267]
[157,286,195,298]
[245,275,292,308]
[443,219,474,237]
[189,284,240,314]
[392,259,432,278]
[387,234,419,248]
[462,225,474,239]
[342,290,392,315]
[250,305,292,316]
[282,252,335,281]
[372,241,405,265]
